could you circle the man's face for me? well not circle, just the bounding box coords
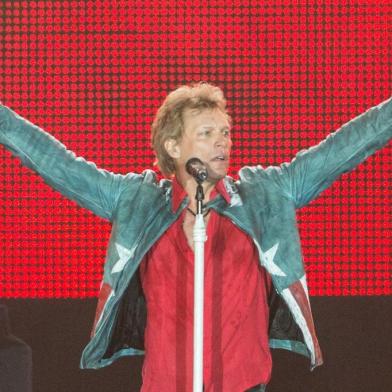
[168,107,232,183]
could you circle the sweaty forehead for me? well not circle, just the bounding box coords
[182,107,230,129]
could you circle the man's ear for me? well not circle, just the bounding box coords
[164,138,181,159]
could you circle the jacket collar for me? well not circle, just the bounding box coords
[172,176,231,212]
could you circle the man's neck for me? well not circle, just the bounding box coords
[175,172,218,211]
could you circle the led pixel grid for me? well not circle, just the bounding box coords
[0,1,390,297]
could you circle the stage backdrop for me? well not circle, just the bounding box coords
[0,0,390,299]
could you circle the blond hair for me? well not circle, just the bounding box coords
[151,81,231,177]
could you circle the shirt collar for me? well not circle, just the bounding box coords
[172,176,231,212]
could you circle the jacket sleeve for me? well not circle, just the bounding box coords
[263,96,392,209]
[0,103,129,222]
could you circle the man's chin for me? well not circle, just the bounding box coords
[206,169,228,183]
[204,161,229,182]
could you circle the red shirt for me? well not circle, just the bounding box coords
[139,178,272,391]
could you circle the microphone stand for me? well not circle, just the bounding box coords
[193,180,207,392]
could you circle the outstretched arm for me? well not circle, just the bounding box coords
[262,96,392,209]
[0,103,132,222]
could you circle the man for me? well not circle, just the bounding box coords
[0,82,391,391]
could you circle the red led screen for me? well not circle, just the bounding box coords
[0,1,390,297]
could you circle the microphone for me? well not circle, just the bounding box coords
[185,157,208,183]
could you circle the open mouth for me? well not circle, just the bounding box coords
[211,154,228,162]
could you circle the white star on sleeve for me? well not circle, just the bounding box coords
[111,243,136,274]
[260,242,287,277]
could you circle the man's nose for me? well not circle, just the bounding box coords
[214,131,229,147]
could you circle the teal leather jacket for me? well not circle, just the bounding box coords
[0,98,391,372]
